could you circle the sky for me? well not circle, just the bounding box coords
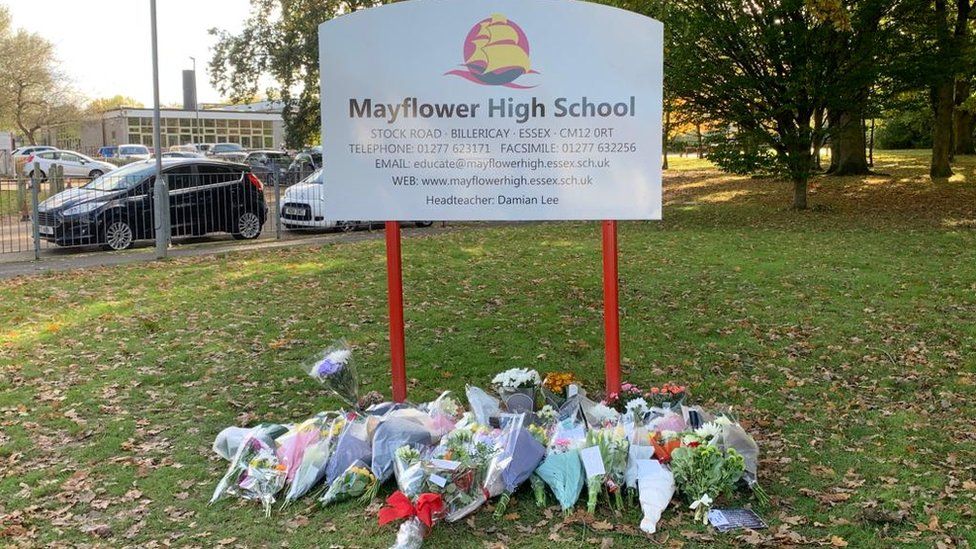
[6,0,253,107]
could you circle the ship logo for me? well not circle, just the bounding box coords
[445,14,538,89]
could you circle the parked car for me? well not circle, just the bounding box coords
[209,143,246,162]
[23,150,117,180]
[244,150,292,184]
[34,158,267,250]
[97,146,119,159]
[161,151,204,159]
[280,169,431,231]
[117,144,151,161]
[190,143,212,155]
[286,148,322,181]
[12,145,56,160]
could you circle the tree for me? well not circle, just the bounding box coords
[668,0,850,209]
[209,0,388,148]
[86,95,143,114]
[0,6,80,144]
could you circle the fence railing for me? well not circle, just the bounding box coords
[0,161,335,260]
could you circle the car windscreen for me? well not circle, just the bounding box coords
[301,168,324,185]
[120,146,148,155]
[84,162,156,191]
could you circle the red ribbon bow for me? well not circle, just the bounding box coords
[378,491,444,528]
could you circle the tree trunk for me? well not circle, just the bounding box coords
[954,80,975,155]
[662,107,671,170]
[695,123,703,158]
[868,118,875,166]
[792,175,808,210]
[827,109,870,175]
[931,81,955,178]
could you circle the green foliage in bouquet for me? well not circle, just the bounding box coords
[670,444,745,523]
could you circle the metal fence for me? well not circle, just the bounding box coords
[0,159,385,261]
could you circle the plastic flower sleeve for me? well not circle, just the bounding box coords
[465,385,501,426]
[320,459,377,506]
[276,417,324,483]
[325,415,372,484]
[488,420,546,517]
[282,414,345,504]
[393,445,429,498]
[535,450,585,512]
[483,414,527,498]
[637,460,675,534]
[390,516,427,549]
[210,424,287,506]
[237,443,288,517]
[372,415,434,485]
[307,341,359,409]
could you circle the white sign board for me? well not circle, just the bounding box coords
[319,0,663,220]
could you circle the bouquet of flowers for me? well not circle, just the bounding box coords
[703,415,769,505]
[466,385,501,426]
[491,368,541,413]
[276,416,326,484]
[372,410,436,488]
[210,428,288,517]
[424,391,464,439]
[307,342,359,409]
[484,414,546,517]
[527,424,551,507]
[670,442,745,523]
[393,445,429,498]
[325,413,373,486]
[646,382,687,411]
[534,418,587,514]
[319,459,378,506]
[585,401,621,429]
[583,426,630,512]
[541,371,579,407]
[379,490,445,549]
[282,414,346,505]
[429,423,505,521]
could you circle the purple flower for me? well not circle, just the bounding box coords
[315,358,343,377]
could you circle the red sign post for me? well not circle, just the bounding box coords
[384,221,622,402]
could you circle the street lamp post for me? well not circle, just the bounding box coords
[150,0,169,258]
[190,56,200,146]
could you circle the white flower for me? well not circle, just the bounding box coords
[624,397,649,419]
[590,403,619,424]
[326,348,351,365]
[660,430,679,441]
[714,415,734,426]
[694,421,724,441]
[491,368,541,389]
[538,404,557,424]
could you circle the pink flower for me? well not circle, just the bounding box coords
[621,383,634,391]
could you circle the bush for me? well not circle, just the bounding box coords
[705,131,780,176]
[875,104,933,150]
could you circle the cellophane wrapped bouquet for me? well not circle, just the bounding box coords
[307,342,359,409]
[534,416,587,514]
[282,413,346,505]
[210,425,289,517]
[583,423,630,513]
[483,414,546,517]
[320,459,377,506]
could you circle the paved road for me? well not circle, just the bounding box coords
[0,223,460,280]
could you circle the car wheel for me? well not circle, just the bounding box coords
[415,221,433,228]
[232,211,262,240]
[102,219,134,251]
[340,221,357,232]
[88,169,104,179]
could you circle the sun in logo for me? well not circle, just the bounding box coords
[445,14,538,89]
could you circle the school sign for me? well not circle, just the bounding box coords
[320,0,663,221]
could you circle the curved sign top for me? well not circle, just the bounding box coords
[319,0,663,220]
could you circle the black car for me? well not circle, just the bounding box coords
[35,159,268,251]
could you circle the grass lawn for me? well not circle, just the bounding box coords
[1,151,974,547]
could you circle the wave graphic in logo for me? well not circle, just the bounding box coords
[445,14,538,89]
